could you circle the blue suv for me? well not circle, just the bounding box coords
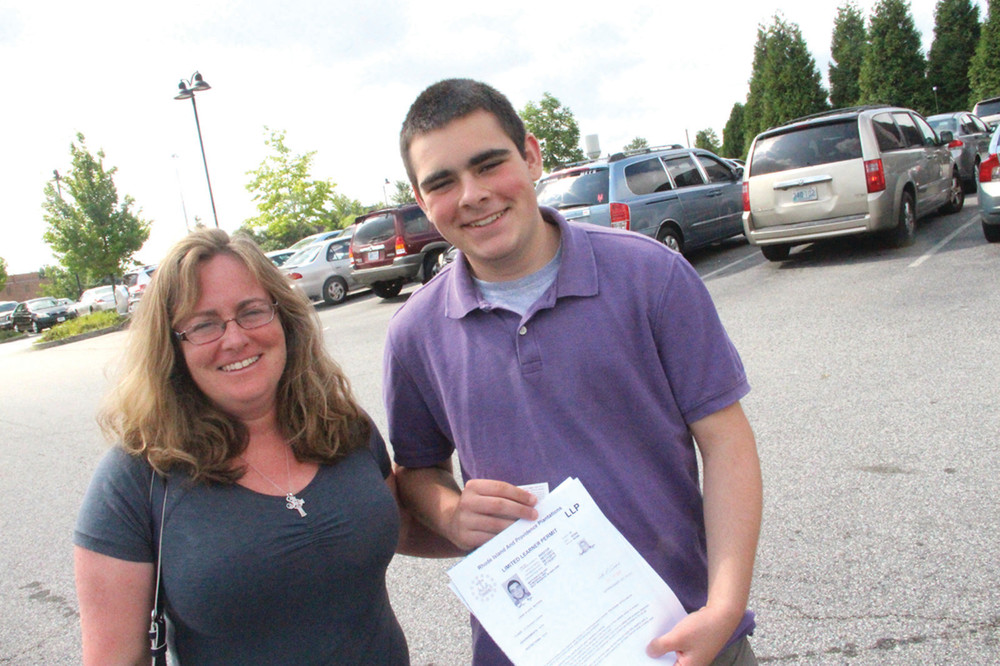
[535,146,745,253]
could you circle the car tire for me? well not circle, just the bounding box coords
[372,279,404,299]
[31,321,40,334]
[760,244,791,262]
[984,220,1000,243]
[657,227,683,253]
[888,192,916,248]
[941,171,965,214]
[422,252,442,283]
[322,276,348,305]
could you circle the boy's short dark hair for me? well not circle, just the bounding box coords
[400,78,527,189]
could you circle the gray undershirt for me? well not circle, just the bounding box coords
[473,245,562,316]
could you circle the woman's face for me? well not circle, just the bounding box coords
[176,254,287,422]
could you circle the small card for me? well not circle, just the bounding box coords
[518,482,550,501]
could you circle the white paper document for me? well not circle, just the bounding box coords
[447,478,688,665]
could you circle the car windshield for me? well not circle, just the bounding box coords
[750,119,862,177]
[29,298,58,309]
[285,244,323,267]
[928,117,958,133]
[536,168,610,209]
[0,302,16,313]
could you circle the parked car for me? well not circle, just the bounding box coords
[72,285,129,315]
[349,203,450,298]
[979,125,1000,243]
[535,145,745,253]
[265,249,296,267]
[123,265,157,312]
[0,300,18,330]
[742,105,964,261]
[10,297,78,333]
[283,236,361,305]
[927,111,992,191]
[972,96,1000,129]
[286,227,352,253]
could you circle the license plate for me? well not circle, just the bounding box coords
[367,251,380,261]
[792,186,818,203]
[57,316,66,322]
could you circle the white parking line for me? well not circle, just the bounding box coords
[701,250,760,279]
[908,216,979,268]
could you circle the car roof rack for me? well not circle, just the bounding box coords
[775,105,893,129]
[607,144,686,163]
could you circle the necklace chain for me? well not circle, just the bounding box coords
[242,447,307,518]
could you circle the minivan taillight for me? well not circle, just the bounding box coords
[742,181,750,212]
[609,203,630,230]
[864,159,886,193]
[980,154,1000,182]
[395,235,406,256]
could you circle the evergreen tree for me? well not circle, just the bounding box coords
[744,15,829,149]
[42,134,150,291]
[858,0,931,112]
[968,0,1000,105]
[927,0,980,113]
[830,1,867,108]
[521,93,585,171]
[391,180,416,206]
[722,103,746,158]
[695,129,722,154]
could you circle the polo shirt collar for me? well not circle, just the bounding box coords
[444,206,599,319]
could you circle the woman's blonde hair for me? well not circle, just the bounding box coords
[99,228,370,482]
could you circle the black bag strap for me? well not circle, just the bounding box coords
[148,469,168,665]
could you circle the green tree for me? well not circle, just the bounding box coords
[721,103,746,158]
[969,0,1000,105]
[243,128,360,250]
[38,264,81,300]
[744,15,829,149]
[391,180,416,205]
[695,129,722,154]
[623,137,649,152]
[42,133,150,293]
[0,257,7,293]
[859,0,930,112]
[927,0,980,113]
[830,1,867,108]
[520,93,585,171]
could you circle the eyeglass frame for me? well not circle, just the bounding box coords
[173,300,279,345]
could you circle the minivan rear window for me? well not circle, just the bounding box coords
[536,168,609,208]
[750,120,862,177]
[974,98,1000,116]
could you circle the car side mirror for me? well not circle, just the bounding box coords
[733,166,744,179]
[938,130,953,144]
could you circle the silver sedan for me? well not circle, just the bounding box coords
[979,126,1000,243]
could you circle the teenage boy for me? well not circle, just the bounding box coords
[386,78,762,666]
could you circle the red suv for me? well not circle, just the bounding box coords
[349,204,449,298]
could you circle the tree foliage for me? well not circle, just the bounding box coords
[859,0,930,112]
[721,103,746,158]
[695,129,722,154]
[744,15,829,149]
[243,128,363,250]
[927,0,980,113]
[390,180,416,206]
[0,257,7,293]
[38,264,81,300]
[830,1,867,108]
[623,137,649,152]
[42,133,150,292]
[969,0,1000,105]
[520,93,585,171]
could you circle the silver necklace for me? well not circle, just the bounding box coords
[242,447,307,517]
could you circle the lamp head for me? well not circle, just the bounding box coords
[174,80,193,100]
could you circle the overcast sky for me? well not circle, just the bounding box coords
[1,0,962,275]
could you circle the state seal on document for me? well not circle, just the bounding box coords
[471,574,496,603]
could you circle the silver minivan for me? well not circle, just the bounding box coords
[742,106,964,261]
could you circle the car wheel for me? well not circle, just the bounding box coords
[760,244,791,261]
[322,276,348,305]
[941,171,965,214]
[657,227,683,253]
[371,279,404,299]
[888,191,916,248]
[984,220,1000,243]
[422,252,442,283]
[31,321,40,334]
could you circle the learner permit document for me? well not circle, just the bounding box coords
[447,477,687,665]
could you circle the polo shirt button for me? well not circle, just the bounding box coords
[518,325,528,336]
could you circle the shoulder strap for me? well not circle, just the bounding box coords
[148,470,168,664]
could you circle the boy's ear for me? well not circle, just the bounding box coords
[524,133,543,180]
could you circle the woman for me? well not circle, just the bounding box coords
[74,229,452,664]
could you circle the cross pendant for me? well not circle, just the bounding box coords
[285,493,307,517]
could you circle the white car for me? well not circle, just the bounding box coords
[73,285,130,315]
[283,237,362,305]
[123,265,156,312]
[979,125,1000,243]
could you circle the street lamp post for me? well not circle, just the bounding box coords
[174,71,219,228]
[932,86,939,115]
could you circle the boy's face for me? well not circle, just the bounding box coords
[409,109,552,282]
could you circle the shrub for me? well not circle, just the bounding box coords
[38,311,126,343]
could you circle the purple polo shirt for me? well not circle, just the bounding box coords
[385,208,754,663]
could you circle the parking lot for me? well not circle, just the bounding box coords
[0,200,997,664]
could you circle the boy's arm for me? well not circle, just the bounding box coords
[395,458,538,553]
[647,401,762,665]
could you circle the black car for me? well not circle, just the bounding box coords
[0,301,17,331]
[11,297,78,333]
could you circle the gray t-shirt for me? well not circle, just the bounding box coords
[74,427,408,665]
